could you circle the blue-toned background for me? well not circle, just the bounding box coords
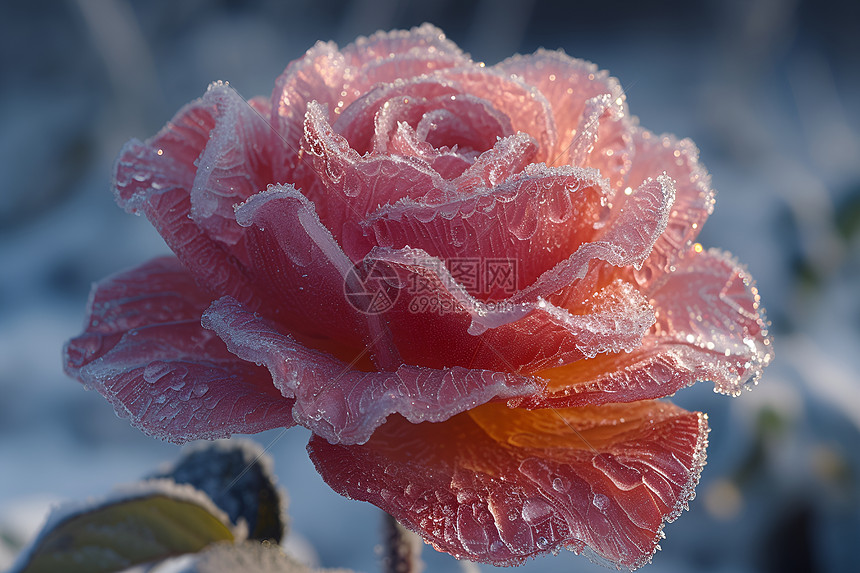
[2,1,859,571]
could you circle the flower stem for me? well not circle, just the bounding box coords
[381,512,424,573]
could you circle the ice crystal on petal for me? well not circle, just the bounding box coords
[67,24,771,570]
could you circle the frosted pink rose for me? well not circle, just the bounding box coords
[64,24,772,569]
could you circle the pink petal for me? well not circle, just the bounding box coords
[372,93,513,156]
[453,133,540,194]
[525,248,774,407]
[308,400,709,569]
[112,105,262,310]
[363,163,611,291]
[233,184,398,366]
[63,257,295,442]
[342,24,469,92]
[351,177,671,372]
[303,102,451,253]
[341,23,467,69]
[623,129,716,287]
[203,297,541,445]
[385,122,473,179]
[270,40,349,178]
[333,75,461,154]
[269,25,470,182]
[546,175,676,306]
[443,68,557,162]
[497,50,634,189]
[189,83,274,246]
[353,248,653,373]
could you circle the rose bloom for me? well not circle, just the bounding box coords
[65,25,772,569]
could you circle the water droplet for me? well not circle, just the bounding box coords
[546,186,573,223]
[592,493,609,513]
[521,497,553,525]
[536,536,549,549]
[552,477,568,492]
[143,362,171,384]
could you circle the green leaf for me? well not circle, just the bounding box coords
[11,481,239,573]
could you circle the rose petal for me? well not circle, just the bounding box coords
[270,25,470,181]
[386,122,473,179]
[372,93,513,156]
[112,103,261,310]
[353,248,653,373]
[308,400,709,569]
[63,257,295,442]
[453,133,540,194]
[270,40,349,177]
[443,67,557,162]
[333,75,461,154]
[363,163,610,291]
[525,248,774,407]
[341,23,467,70]
[496,49,634,188]
[234,184,399,367]
[202,297,541,445]
[541,174,676,307]
[624,129,715,287]
[189,83,274,246]
[342,23,469,92]
[303,102,451,253]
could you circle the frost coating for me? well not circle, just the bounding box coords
[63,258,295,443]
[67,23,773,570]
[9,479,244,573]
[308,401,709,570]
[202,296,541,445]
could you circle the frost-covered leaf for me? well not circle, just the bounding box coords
[151,440,286,542]
[9,481,241,573]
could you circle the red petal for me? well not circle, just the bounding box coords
[203,297,540,445]
[623,129,716,287]
[303,102,450,253]
[233,184,395,365]
[526,248,774,407]
[308,400,709,569]
[363,164,610,291]
[63,257,295,442]
[112,108,262,310]
[497,50,634,187]
[189,84,274,246]
[354,248,654,373]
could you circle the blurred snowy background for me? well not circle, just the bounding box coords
[1,0,859,571]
